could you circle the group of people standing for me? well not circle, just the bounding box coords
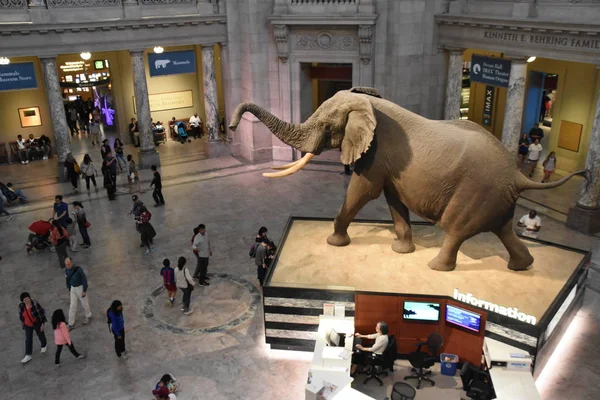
[518,123,557,182]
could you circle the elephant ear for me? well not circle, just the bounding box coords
[341,97,376,165]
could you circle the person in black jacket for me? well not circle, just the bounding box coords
[150,165,165,207]
[18,292,48,364]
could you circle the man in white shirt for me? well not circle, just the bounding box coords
[527,138,543,177]
[350,321,390,376]
[518,210,541,238]
[192,224,212,285]
[16,135,29,164]
[189,113,202,139]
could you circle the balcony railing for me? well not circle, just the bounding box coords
[291,0,357,3]
[0,0,27,9]
[46,0,120,8]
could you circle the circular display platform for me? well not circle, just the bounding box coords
[143,273,261,335]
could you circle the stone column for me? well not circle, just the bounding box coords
[130,50,160,168]
[501,57,527,156]
[40,56,71,181]
[202,44,230,158]
[567,78,600,233]
[443,48,464,120]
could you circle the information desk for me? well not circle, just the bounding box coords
[484,338,540,400]
[306,316,376,400]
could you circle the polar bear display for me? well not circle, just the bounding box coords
[154,59,171,69]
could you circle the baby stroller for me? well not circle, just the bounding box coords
[176,121,190,143]
[26,220,55,255]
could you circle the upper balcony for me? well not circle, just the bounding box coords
[0,0,221,24]
[271,0,377,25]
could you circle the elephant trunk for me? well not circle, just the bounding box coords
[228,103,316,153]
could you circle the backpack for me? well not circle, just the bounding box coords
[249,244,257,258]
[74,162,81,174]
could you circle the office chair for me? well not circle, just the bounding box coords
[364,335,397,386]
[460,362,494,400]
[389,382,417,400]
[403,332,443,389]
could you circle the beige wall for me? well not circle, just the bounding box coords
[527,58,599,172]
[0,57,51,144]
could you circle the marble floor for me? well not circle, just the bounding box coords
[1,155,600,400]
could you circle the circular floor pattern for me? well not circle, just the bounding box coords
[143,273,261,335]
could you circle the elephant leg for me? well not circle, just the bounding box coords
[327,174,382,247]
[493,220,534,271]
[428,234,465,271]
[383,187,415,254]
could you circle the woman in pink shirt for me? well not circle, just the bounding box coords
[52,309,85,367]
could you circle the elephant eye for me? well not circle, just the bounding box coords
[324,124,331,132]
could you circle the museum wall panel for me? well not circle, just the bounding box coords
[0,57,52,144]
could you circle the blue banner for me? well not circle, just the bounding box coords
[470,55,512,88]
[148,50,196,77]
[0,62,38,91]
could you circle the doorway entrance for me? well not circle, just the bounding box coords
[523,71,559,162]
[299,62,353,162]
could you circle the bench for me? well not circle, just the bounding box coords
[9,140,53,163]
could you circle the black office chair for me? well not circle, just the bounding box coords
[404,332,443,389]
[363,335,397,386]
[387,382,417,400]
[460,362,494,400]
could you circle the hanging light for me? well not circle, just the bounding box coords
[0,57,10,65]
[527,56,536,63]
[80,52,92,61]
[153,46,164,54]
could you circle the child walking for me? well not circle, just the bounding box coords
[160,259,177,306]
[66,215,78,252]
[542,151,557,183]
[52,309,85,367]
[126,154,142,194]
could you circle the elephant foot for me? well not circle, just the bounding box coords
[327,232,351,247]
[428,256,457,272]
[392,240,415,254]
[508,254,534,271]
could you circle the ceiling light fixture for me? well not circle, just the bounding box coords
[0,57,10,65]
[80,52,92,61]
[153,46,164,54]
[527,56,536,63]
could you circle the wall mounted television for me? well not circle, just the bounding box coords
[403,301,440,321]
[446,304,482,333]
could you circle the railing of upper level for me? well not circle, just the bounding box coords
[46,0,120,8]
[0,0,208,9]
[290,0,357,4]
[1,0,27,9]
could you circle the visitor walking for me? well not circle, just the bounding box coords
[105,151,118,190]
[255,240,273,286]
[542,151,557,183]
[150,165,165,207]
[52,309,85,367]
[49,220,70,269]
[101,159,117,201]
[136,205,156,255]
[72,201,91,248]
[64,153,79,192]
[114,138,126,171]
[106,300,126,358]
[65,257,92,329]
[100,139,111,161]
[18,292,48,364]
[174,257,195,315]
[191,224,212,286]
[527,139,543,178]
[127,155,142,194]
[80,154,98,192]
[518,133,529,170]
[89,119,101,146]
[66,215,78,253]
[160,259,177,306]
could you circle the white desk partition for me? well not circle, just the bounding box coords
[483,338,540,400]
[306,316,376,400]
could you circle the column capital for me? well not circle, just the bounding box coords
[129,49,145,56]
[504,55,529,63]
[273,24,289,64]
[39,56,57,62]
[358,25,374,65]
[440,46,465,55]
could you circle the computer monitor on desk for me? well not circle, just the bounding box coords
[326,328,346,347]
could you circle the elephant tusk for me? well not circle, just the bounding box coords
[263,153,315,178]
[271,159,301,170]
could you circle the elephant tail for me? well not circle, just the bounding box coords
[515,169,590,192]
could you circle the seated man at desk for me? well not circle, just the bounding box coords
[350,321,389,376]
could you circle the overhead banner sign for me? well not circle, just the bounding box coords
[470,55,511,88]
[0,62,38,91]
[148,50,196,77]
[482,85,495,126]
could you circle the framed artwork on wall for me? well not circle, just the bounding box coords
[558,120,583,153]
[18,106,42,128]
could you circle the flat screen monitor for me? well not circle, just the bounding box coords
[403,301,440,321]
[446,304,481,332]
[328,328,341,347]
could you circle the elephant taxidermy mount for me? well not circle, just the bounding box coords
[229,87,589,272]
